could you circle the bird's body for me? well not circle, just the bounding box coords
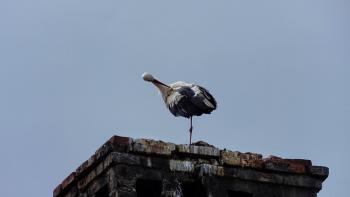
[166,81,216,118]
[142,72,217,144]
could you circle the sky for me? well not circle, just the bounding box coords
[0,0,349,196]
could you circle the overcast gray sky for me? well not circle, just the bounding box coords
[0,0,349,196]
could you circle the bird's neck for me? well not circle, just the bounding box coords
[153,82,171,100]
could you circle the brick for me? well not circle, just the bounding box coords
[76,155,97,177]
[108,135,133,153]
[65,186,78,197]
[53,184,62,197]
[75,136,133,178]
[195,164,224,176]
[176,144,220,157]
[169,160,194,172]
[54,135,329,197]
[221,150,263,169]
[310,166,329,180]
[111,152,141,165]
[131,139,175,156]
[223,167,323,190]
[264,156,311,174]
[54,172,76,197]
[77,157,111,191]
[61,172,76,190]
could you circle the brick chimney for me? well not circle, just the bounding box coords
[54,135,328,197]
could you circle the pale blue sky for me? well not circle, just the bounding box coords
[0,1,349,196]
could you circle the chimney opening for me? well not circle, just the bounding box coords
[94,185,109,197]
[181,180,206,197]
[227,190,253,197]
[136,179,162,197]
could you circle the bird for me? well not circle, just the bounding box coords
[142,72,217,144]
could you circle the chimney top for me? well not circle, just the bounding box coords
[54,135,329,197]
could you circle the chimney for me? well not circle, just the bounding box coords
[53,135,328,197]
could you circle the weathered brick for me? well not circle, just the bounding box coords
[264,156,311,174]
[149,157,170,170]
[110,152,171,170]
[108,135,133,153]
[111,152,141,166]
[176,144,220,157]
[86,176,108,196]
[75,136,133,179]
[53,184,62,197]
[223,167,323,190]
[221,150,263,169]
[65,186,78,197]
[310,166,329,180]
[61,172,76,190]
[54,135,329,197]
[78,169,96,191]
[131,139,175,156]
[77,158,110,191]
[54,172,76,197]
[195,164,224,176]
[169,160,194,172]
[76,155,97,177]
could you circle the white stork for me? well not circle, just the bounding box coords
[142,72,217,144]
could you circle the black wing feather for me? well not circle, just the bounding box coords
[167,86,204,118]
[166,85,217,118]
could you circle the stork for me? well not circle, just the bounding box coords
[142,72,217,144]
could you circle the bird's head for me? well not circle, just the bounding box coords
[142,72,169,87]
[142,72,154,82]
[142,72,171,100]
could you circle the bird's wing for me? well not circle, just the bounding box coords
[190,85,217,114]
[167,86,203,118]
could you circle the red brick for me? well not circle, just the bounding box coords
[264,156,311,174]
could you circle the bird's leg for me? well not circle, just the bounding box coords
[189,116,193,144]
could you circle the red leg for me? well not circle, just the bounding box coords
[189,116,193,144]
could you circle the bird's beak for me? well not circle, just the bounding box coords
[152,79,170,88]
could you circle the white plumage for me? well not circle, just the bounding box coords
[142,72,217,144]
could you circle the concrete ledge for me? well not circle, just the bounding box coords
[310,166,329,180]
[223,167,323,190]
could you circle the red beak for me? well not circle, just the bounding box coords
[152,79,170,88]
